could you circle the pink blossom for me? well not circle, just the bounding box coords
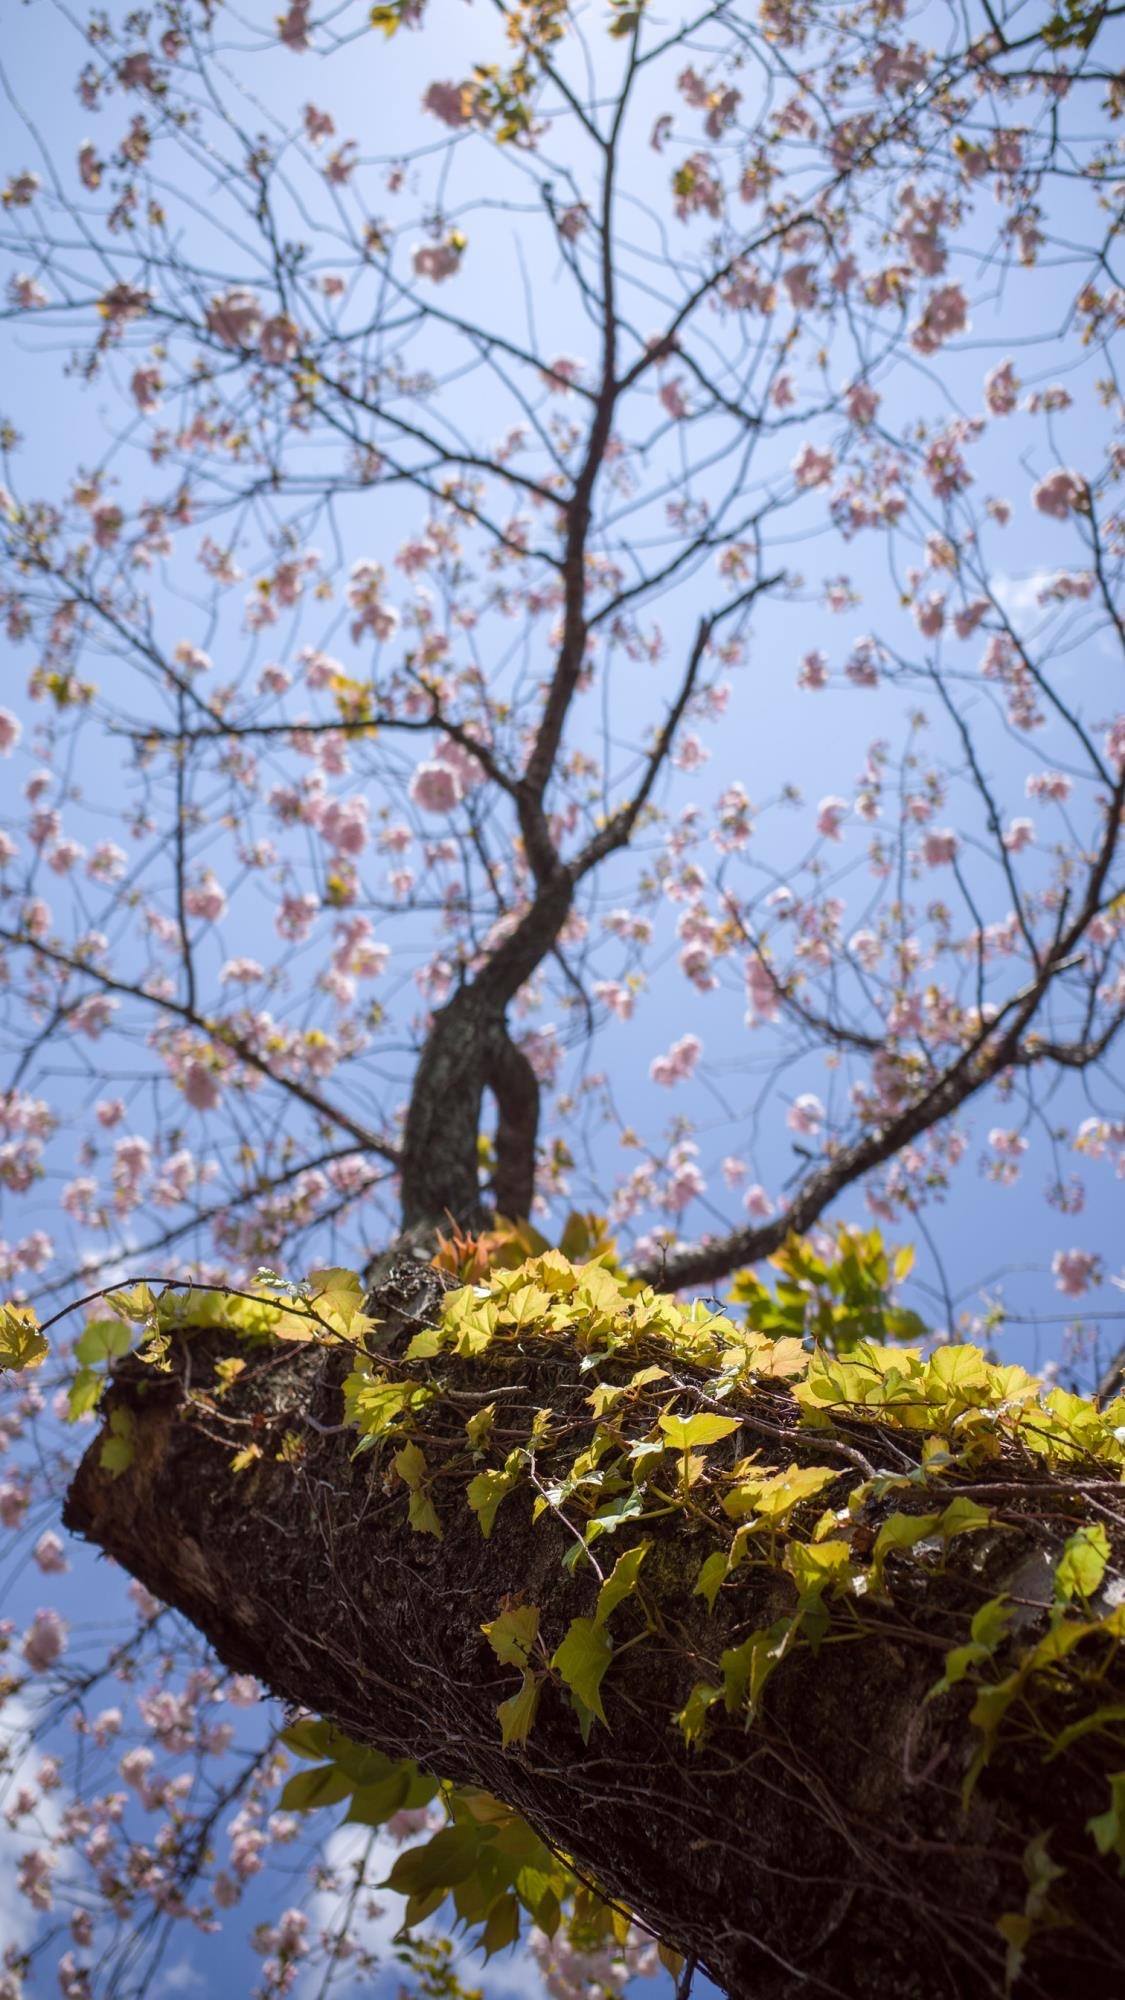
[910,283,969,355]
[276,892,319,942]
[17,1846,55,1911]
[658,377,690,421]
[1104,716,1125,773]
[22,1606,68,1672]
[410,761,461,815]
[221,957,264,985]
[33,1531,67,1574]
[9,272,48,310]
[787,1093,824,1136]
[845,382,879,426]
[182,1062,221,1112]
[423,81,473,127]
[792,442,835,489]
[984,359,1019,415]
[1003,818,1035,854]
[1026,770,1071,803]
[797,650,828,690]
[71,995,117,1039]
[77,140,103,189]
[989,1128,1028,1158]
[816,796,848,841]
[782,263,817,311]
[649,1032,702,1087]
[922,829,958,867]
[206,287,263,348]
[277,1,311,52]
[743,1183,775,1218]
[0,1479,30,1528]
[913,592,945,638]
[87,840,126,882]
[1032,468,1087,520]
[412,235,466,284]
[745,956,781,1024]
[259,314,301,365]
[953,598,989,641]
[184,871,228,924]
[1052,1247,1102,1297]
[320,795,370,857]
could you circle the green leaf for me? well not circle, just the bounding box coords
[940,1496,992,1540]
[279,1762,353,1812]
[551,1616,612,1725]
[67,1366,103,1421]
[1054,1523,1110,1603]
[595,1542,650,1625]
[467,1452,523,1538]
[280,1718,335,1761]
[481,1891,520,1958]
[1087,1772,1125,1872]
[585,1487,646,1541]
[345,1767,410,1824]
[99,1406,136,1477]
[676,1680,721,1747]
[497,1670,542,1749]
[482,1605,540,1668]
[784,1539,853,1599]
[869,1510,942,1591]
[658,1410,740,1451]
[383,1823,489,1897]
[74,1318,133,1365]
[693,1549,729,1612]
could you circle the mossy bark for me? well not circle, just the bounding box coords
[64,1309,1125,2000]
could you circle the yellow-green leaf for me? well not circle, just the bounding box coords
[482,1605,540,1668]
[595,1542,650,1625]
[497,1669,542,1748]
[551,1616,612,1725]
[659,1411,740,1451]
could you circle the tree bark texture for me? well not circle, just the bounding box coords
[64,1299,1125,2000]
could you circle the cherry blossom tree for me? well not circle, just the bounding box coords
[1,0,1124,1994]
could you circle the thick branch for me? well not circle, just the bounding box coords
[64,1320,1125,2000]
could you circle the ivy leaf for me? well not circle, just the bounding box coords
[595,1542,650,1625]
[1055,1523,1110,1602]
[497,1669,542,1749]
[0,1304,48,1373]
[551,1616,612,1725]
[940,1496,992,1540]
[99,1406,136,1477]
[869,1510,942,1591]
[658,1411,740,1451]
[74,1318,132,1366]
[784,1539,853,1599]
[676,1680,721,1747]
[693,1549,729,1613]
[467,1452,523,1538]
[584,1487,645,1543]
[105,1283,156,1323]
[1087,1772,1125,1872]
[67,1367,103,1421]
[482,1604,540,1668]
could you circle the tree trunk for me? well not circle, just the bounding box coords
[63,1294,1125,2000]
